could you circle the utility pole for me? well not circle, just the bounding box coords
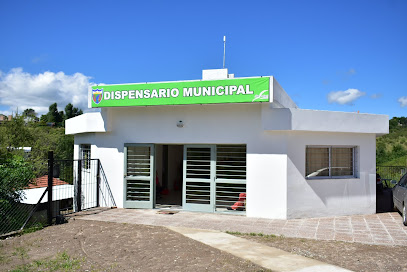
[223,36,226,69]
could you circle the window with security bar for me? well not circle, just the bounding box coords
[79,144,91,170]
[215,145,246,212]
[306,146,357,179]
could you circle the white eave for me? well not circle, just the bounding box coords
[261,107,389,135]
[65,110,110,135]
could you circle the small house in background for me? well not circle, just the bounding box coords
[21,175,74,219]
[0,114,12,123]
[16,147,32,159]
[66,69,388,219]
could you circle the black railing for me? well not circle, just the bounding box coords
[99,163,116,208]
[51,156,116,219]
[0,152,116,237]
[376,165,407,187]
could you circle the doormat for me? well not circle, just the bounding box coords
[156,210,179,215]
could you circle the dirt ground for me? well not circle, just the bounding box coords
[0,219,267,272]
[1,218,407,272]
[237,233,407,272]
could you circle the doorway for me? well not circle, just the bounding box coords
[123,143,247,213]
[155,145,183,208]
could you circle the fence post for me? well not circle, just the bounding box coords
[47,151,54,225]
[96,160,100,207]
[77,160,82,212]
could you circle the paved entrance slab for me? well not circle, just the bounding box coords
[168,226,351,272]
[77,208,407,246]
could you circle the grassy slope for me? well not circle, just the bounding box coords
[377,126,407,166]
[380,155,407,166]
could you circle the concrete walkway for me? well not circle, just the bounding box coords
[77,208,407,246]
[168,226,351,272]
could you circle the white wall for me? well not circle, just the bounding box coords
[73,103,289,218]
[74,137,125,208]
[247,153,287,219]
[202,69,228,80]
[71,103,382,219]
[21,185,74,204]
[286,131,376,218]
[270,77,297,108]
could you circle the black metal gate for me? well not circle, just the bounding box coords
[47,151,116,224]
[0,151,116,237]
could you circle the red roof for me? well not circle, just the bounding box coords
[27,175,70,189]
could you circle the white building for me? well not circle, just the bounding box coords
[66,69,388,219]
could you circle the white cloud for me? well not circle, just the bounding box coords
[0,68,91,115]
[398,97,407,107]
[327,88,365,105]
[370,93,382,99]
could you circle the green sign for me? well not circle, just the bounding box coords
[91,77,270,108]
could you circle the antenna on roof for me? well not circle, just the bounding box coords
[223,36,226,69]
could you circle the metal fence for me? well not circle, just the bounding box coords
[0,152,116,237]
[376,165,407,188]
[51,158,116,217]
[0,197,40,237]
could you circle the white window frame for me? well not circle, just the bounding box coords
[305,145,358,179]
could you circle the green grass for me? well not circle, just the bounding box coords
[22,223,44,235]
[12,246,29,261]
[376,124,407,165]
[380,155,407,167]
[225,231,243,235]
[11,251,82,272]
[0,253,10,265]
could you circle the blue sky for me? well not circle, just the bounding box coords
[0,0,406,118]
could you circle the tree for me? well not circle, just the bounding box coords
[0,116,35,233]
[0,125,7,160]
[64,103,83,120]
[376,142,388,165]
[29,126,74,176]
[389,118,399,130]
[0,155,35,202]
[392,144,406,159]
[42,102,83,125]
[0,154,35,234]
[22,108,36,118]
[46,103,63,123]
[1,102,78,175]
[40,114,48,123]
[22,108,39,123]
[58,111,64,122]
[64,103,74,119]
[3,115,33,149]
[400,117,407,126]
